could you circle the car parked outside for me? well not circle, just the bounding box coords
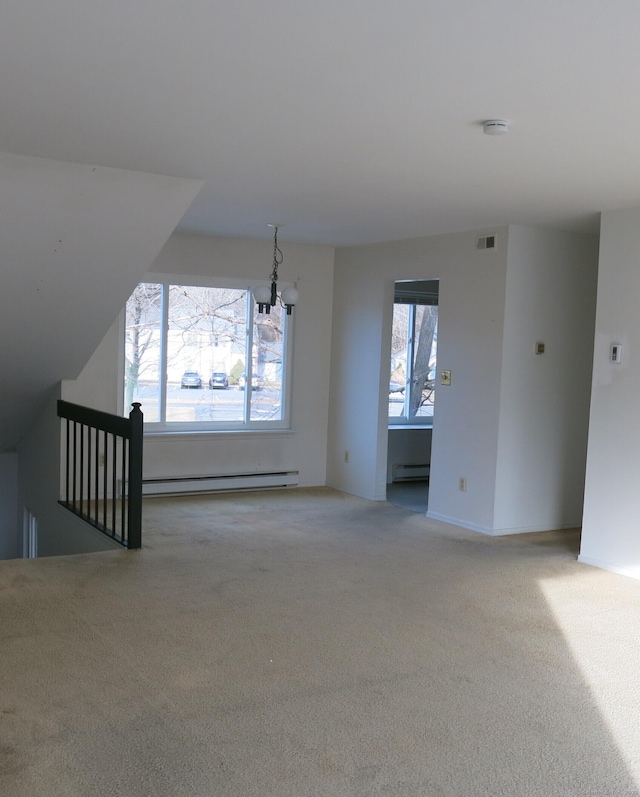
[209,372,229,389]
[181,370,202,389]
[238,373,264,391]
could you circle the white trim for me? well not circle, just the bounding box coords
[144,272,296,293]
[117,308,126,417]
[329,486,387,502]
[489,522,580,536]
[577,555,640,581]
[143,419,292,434]
[426,510,580,536]
[426,511,493,534]
[388,418,434,428]
[144,429,295,442]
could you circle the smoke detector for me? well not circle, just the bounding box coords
[483,119,508,135]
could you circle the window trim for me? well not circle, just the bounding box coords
[388,282,438,429]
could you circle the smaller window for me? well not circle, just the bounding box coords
[389,280,438,426]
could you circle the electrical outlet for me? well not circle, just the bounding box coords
[459,477,467,492]
[344,450,349,463]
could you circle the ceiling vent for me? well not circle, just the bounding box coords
[477,234,497,250]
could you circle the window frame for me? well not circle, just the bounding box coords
[122,274,295,433]
[388,281,438,429]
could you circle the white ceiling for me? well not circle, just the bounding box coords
[2,1,640,246]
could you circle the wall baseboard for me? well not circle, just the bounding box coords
[577,554,640,581]
[426,510,580,537]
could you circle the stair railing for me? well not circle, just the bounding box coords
[57,400,143,549]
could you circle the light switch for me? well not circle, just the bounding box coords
[441,370,451,386]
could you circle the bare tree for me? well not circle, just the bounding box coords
[124,283,162,408]
[390,304,409,385]
[409,305,437,416]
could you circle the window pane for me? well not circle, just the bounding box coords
[166,285,247,423]
[123,280,293,429]
[389,304,409,417]
[124,283,163,422]
[250,303,285,422]
[388,301,438,423]
[410,305,437,420]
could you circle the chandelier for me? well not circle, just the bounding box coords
[253,225,298,315]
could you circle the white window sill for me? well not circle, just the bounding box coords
[388,423,433,431]
[144,428,295,442]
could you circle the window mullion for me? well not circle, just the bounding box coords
[159,283,169,423]
[244,291,253,423]
[403,304,416,419]
[281,310,292,425]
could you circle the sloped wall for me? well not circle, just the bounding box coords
[0,152,202,451]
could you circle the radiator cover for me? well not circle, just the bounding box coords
[143,471,299,496]
[392,463,430,482]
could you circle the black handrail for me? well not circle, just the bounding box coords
[57,400,143,549]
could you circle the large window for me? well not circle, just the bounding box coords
[389,280,438,425]
[123,280,291,430]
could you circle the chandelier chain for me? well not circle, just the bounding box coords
[271,226,283,283]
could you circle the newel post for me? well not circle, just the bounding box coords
[127,402,143,549]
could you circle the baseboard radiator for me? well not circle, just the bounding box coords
[143,471,299,497]
[392,463,430,482]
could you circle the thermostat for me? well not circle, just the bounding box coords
[611,344,622,363]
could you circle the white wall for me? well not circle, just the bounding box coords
[581,207,640,578]
[17,386,120,557]
[65,233,335,489]
[61,223,600,543]
[387,428,432,483]
[326,262,396,500]
[329,225,598,536]
[493,227,599,534]
[328,227,510,518]
[62,322,123,414]
[0,453,18,559]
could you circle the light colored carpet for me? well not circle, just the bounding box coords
[1,487,639,796]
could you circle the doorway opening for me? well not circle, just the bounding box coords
[386,279,438,513]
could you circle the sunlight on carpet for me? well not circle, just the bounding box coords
[540,572,640,788]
